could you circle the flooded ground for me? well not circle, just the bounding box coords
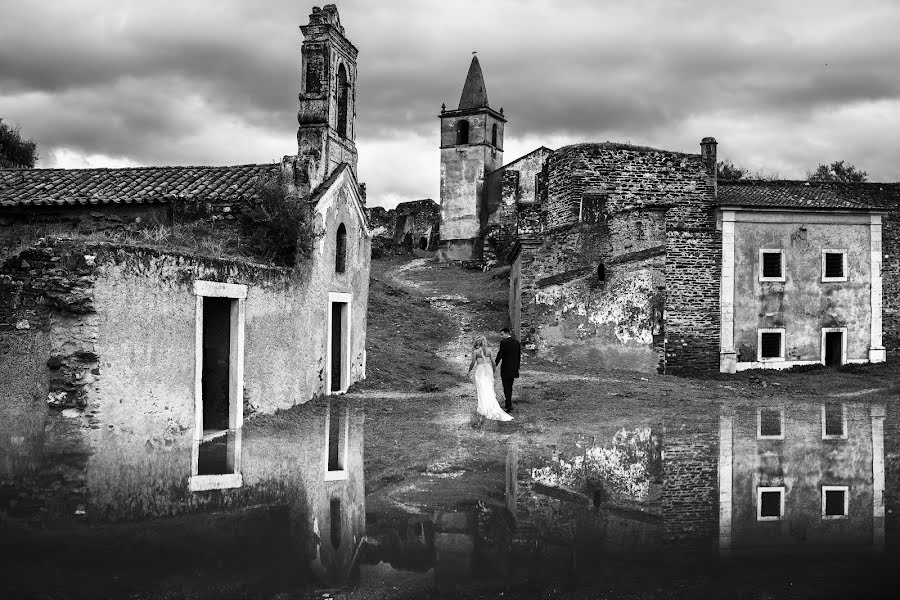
[2,253,899,598]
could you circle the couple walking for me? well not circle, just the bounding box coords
[467,327,521,422]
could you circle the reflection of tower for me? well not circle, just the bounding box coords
[296,4,358,196]
[438,56,506,262]
[718,401,885,555]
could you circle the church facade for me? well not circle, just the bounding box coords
[437,59,899,373]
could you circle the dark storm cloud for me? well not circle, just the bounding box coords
[1,0,898,201]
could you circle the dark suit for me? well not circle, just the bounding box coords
[495,336,521,410]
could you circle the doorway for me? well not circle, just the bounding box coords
[327,293,352,394]
[824,331,843,367]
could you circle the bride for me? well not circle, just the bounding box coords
[467,337,513,422]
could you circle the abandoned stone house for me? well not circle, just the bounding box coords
[0,4,367,584]
[367,198,440,255]
[437,56,900,373]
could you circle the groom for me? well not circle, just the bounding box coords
[494,327,521,412]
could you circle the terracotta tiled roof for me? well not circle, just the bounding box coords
[718,180,883,210]
[0,164,280,208]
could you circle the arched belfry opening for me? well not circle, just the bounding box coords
[492,123,498,147]
[337,63,349,138]
[456,120,470,145]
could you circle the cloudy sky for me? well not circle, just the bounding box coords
[1,0,898,208]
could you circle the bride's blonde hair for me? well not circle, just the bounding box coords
[473,336,488,355]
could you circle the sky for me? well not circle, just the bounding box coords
[1,0,899,209]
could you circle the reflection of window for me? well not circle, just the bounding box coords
[822,249,848,282]
[191,281,246,492]
[759,249,785,282]
[456,120,470,145]
[758,328,785,361]
[757,486,784,521]
[757,407,784,439]
[822,486,849,519]
[822,403,847,439]
[325,399,349,481]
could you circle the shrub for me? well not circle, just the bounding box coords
[240,172,317,266]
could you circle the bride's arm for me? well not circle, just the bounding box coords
[467,353,475,376]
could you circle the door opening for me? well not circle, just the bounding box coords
[824,331,843,367]
[200,297,234,475]
[330,301,348,392]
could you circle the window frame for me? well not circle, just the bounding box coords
[324,398,350,482]
[326,292,353,395]
[821,249,848,283]
[757,328,786,362]
[821,485,849,520]
[757,406,785,440]
[757,486,785,521]
[190,280,247,492]
[758,249,786,282]
[821,403,848,440]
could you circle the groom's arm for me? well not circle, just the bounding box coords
[495,342,504,366]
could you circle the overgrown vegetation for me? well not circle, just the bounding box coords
[0,117,38,169]
[240,171,317,266]
[807,160,868,183]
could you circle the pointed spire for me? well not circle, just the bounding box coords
[458,56,490,110]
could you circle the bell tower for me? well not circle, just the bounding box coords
[438,56,506,261]
[296,4,358,195]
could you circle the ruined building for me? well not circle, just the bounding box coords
[437,58,899,373]
[0,4,367,585]
[367,198,440,256]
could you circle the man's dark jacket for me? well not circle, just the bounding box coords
[495,337,521,379]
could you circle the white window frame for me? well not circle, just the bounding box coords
[821,403,848,440]
[821,485,849,519]
[758,249,786,282]
[190,280,247,492]
[326,292,353,395]
[820,326,848,367]
[757,406,785,440]
[757,486,785,521]
[821,249,848,283]
[757,328,785,362]
[324,399,350,482]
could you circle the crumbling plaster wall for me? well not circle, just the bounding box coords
[729,402,874,548]
[732,217,872,364]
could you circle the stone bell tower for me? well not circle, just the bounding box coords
[438,56,506,261]
[295,4,358,195]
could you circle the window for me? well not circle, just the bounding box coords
[822,403,847,439]
[822,486,849,519]
[822,249,848,282]
[335,223,347,274]
[456,120,470,145]
[491,123,498,147]
[324,398,349,481]
[757,328,785,361]
[337,63,349,138]
[757,487,785,521]
[759,249,785,282]
[757,407,784,439]
[191,281,246,492]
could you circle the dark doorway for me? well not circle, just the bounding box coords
[825,331,843,367]
[331,302,346,392]
[202,297,231,432]
[418,237,428,250]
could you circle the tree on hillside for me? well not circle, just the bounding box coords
[0,118,39,169]
[716,160,748,181]
[807,160,868,183]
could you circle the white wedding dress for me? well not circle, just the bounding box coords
[473,352,513,422]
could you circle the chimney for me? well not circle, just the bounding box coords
[700,137,717,198]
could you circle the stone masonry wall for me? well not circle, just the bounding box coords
[540,143,719,372]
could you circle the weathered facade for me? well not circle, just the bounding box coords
[366,198,440,255]
[0,4,369,585]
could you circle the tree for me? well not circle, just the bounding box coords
[807,160,868,183]
[0,118,39,169]
[716,160,748,181]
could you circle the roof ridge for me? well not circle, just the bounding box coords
[0,163,277,174]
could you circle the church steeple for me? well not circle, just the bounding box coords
[458,56,490,110]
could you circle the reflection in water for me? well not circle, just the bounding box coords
[361,398,894,593]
